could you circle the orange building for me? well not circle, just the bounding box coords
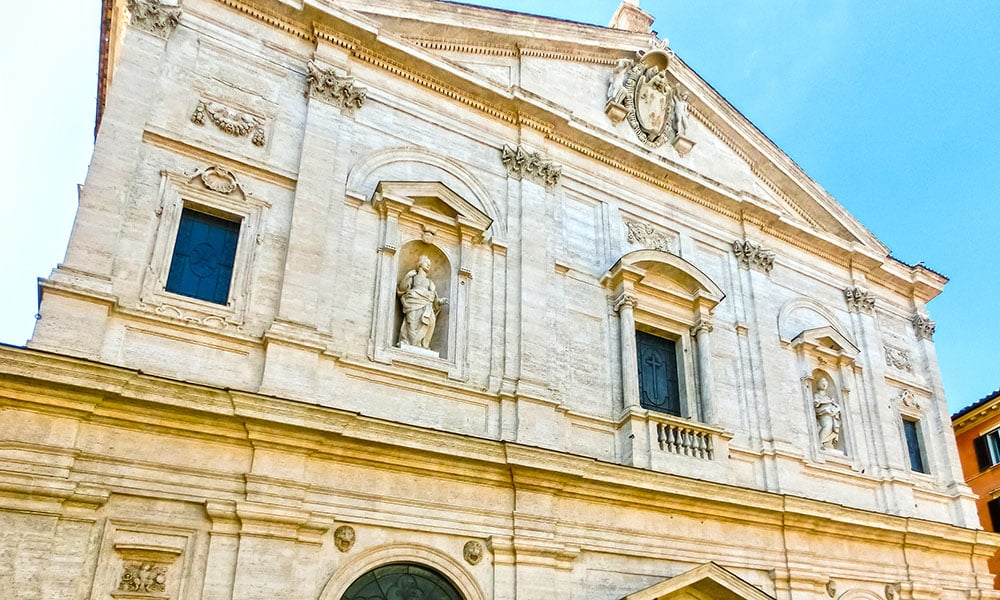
[953,388,1000,587]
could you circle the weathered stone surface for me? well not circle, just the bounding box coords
[8,0,984,599]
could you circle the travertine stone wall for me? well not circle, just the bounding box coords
[27,0,973,549]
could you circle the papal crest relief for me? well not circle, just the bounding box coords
[605,49,695,156]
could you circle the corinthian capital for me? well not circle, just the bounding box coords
[613,293,638,313]
[127,0,181,37]
[690,319,713,337]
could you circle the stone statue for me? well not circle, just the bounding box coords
[672,90,689,137]
[607,58,633,104]
[397,255,446,350]
[813,377,841,451]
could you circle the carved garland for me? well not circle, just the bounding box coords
[191,100,265,146]
[884,345,913,372]
[843,286,875,314]
[500,144,562,187]
[127,0,181,37]
[732,239,775,274]
[119,562,168,595]
[624,219,672,252]
[306,61,367,113]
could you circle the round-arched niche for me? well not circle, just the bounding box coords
[395,241,452,357]
[340,563,464,600]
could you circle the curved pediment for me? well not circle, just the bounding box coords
[603,249,725,308]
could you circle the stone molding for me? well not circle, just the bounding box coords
[127,0,181,37]
[624,219,672,252]
[884,345,913,372]
[843,286,875,314]
[912,314,936,340]
[191,100,265,146]
[500,144,562,187]
[306,61,367,113]
[732,239,775,274]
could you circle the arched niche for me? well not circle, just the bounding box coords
[395,241,452,357]
[368,181,497,380]
[318,543,485,600]
[345,146,504,240]
[778,297,861,463]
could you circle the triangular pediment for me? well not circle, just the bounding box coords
[323,1,890,257]
[622,562,774,600]
[790,325,860,359]
[373,181,493,235]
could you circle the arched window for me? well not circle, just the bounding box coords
[341,563,464,600]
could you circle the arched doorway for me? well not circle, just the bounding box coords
[341,563,464,600]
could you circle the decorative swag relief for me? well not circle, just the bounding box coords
[625,219,672,252]
[191,100,265,146]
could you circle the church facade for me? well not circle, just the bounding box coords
[1,0,996,599]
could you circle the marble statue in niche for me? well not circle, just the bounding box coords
[397,255,447,352]
[813,375,842,451]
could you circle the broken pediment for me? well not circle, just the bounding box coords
[621,562,774,600]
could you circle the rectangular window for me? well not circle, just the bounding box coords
[974,429,1000,471]
[988,497,1000,532]
[636,330,681,416]
[903,419,927,473]
[165,208,240,305]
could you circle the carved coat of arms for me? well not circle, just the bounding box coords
[606,49,694,155]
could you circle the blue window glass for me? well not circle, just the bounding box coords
[341,563,463,600]
[903,419,927,473]
[636,330,681,416]
[165,208,240,305]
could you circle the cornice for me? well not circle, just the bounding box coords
[0,343,992,552]
[167,0,944,302]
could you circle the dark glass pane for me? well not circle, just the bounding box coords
[636,330,680,416]
[975,435,995,471]
[341,563,463,600]
[903,420,926,473]
[988,497,1000,532]
[165,208,240,305]
[988,431,1000,466]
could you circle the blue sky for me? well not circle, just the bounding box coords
[1,1,997,413]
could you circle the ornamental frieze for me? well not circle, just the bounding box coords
[500,144,562,187]
[127,0,181,37]
[605,49,695,156]
[306,61,367,113]
[884,344,913,372]
[191,100,265,146]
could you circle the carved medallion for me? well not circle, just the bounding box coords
[463,541,484,565]
[334,525,356,552]
[884,345,913,372]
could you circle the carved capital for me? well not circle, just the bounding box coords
[613,293,638,313]
[624,219,672,252]
[118,561,168,595]
[732,239,775,274]
[306,61,367,113]
[690,319,713,337]
[843,286,875,314]
[912,314,936,340]
[884,345,913,372]
[127,0,180,37]
[192,100,265,146]
[500,144,562,187]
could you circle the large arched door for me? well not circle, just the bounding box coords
[341,563,464,600]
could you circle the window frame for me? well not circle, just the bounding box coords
[902,417,929,474]
[140,166,269,327]
[974,429,1000,471]
[634,318,695,419]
